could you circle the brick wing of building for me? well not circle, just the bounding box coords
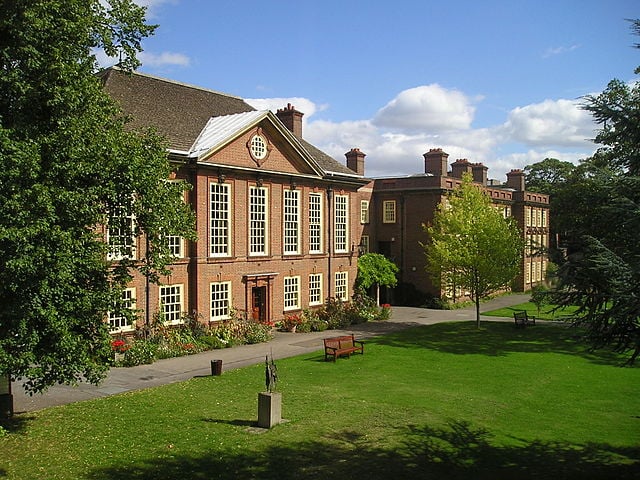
[100,67,369,332]
[361,148,550,306]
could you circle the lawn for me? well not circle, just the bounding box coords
[482,301,581,321]
[1,322,639,479]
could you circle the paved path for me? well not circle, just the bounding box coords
[13,294,529,413]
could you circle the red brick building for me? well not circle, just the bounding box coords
[101,68,549,329]
[101,68,368,332]
[360,148,550,305]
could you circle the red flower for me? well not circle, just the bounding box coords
[111,339,129,353]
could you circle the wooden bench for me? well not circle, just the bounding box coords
[323,334,364,361]
[513,310,536,328]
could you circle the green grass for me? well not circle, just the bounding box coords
[482,301,581,320]
[2,322,639,479]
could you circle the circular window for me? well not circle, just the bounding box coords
[250,134,268,160]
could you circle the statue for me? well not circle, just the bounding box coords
[264,353,278,393]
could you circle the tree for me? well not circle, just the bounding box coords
[423,174,524,328]
[524,158,576,196]
[547,21,640,363]
[356,253,399,305]
[0,1,196,393]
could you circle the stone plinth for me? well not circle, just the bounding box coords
[257,392,281,429]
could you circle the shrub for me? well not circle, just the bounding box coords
[244,322,274,344]
[302,308,328,332]
[119,340,157,367]
[318,297,349,329]
[378,304,392,321]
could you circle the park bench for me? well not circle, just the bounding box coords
[513,310,536,328]
[323,334,364,361]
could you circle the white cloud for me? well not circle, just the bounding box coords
[133,0,178,17]
[245,97,325,119]
[249,89,597,181]
[372,84,479,131]
[139,51,190,67]
[542,44,581,58]
[501,99,595,147]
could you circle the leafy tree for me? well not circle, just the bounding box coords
[356,253,399,305]
[423,174,524,328]
[523,158,576,263]
[548,19,640,364]
[524,158,576,196]
[0,1,196,393]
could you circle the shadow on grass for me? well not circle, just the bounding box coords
[368,321,626,366]
[0,414,34,435]
[85,420,639,480]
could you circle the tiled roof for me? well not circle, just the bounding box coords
[100,67,255,152]
[300,139,359,176]
[99,67,360,179]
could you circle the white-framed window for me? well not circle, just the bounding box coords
[335,272,348,301]
[108,288,136,332]
[360,200,370,224]
[383,200,396,223]
[334,194,348,253]
[309,193,323,254]
[250,134,268,161]
[165,235,184,258]
[159,284,183,325]
[249,186,268,255]
[210,182,231,257]
[360,235,370,255]
[309,273,323,306]
[283,189,300,255]
[107,205,136,260]
[284,276,300,311]
[210,281,231,321]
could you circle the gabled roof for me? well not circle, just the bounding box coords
[99,67,363,181]
[190,110,268,157]
[189,110,325,176]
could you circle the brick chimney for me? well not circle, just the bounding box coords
[471,162,488,185]
[506,169,526,191]
[345,148,366,176]
[450,159,473,179]
[276,103,303,138]
[423,148,449,176]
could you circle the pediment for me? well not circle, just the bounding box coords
[190,111,323,177]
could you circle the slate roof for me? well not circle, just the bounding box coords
[100,67,255,152]
[99,67,360,179]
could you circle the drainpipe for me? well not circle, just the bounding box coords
[326,186,333,298]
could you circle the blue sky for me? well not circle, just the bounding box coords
[103,0,640,180]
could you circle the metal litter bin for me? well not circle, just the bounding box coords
[210,359,223,376]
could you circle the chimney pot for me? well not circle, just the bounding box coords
[276,104,304,138]
[423,148,449,176]
[345,148,366,176]
[506,169,526,191]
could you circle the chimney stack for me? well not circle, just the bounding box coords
[423,148,449,176]
[450,158,473,179]
[276,103,303,138]
[506,169,526,191]
[471,162,488,185]
[345,148,366,176]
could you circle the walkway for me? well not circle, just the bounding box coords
[13,294,529,413]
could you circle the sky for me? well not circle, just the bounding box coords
[102,0,639,181]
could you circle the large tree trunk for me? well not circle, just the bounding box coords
[475,295,481,329]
